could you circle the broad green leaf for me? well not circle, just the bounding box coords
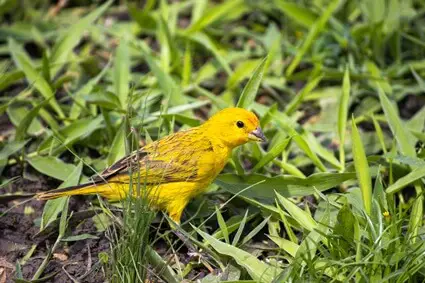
[194,227,282,283]
[40,162,82,231]
[50,0,112,77]
[351,119,372,215]
[386,167,425,194]
[8,39,64,118]
[113,39,130,108]
[286,0,340,76]
[27,156,76,181]
[378,87,416,158]
[236,57,267,110]
[216,172,355,202]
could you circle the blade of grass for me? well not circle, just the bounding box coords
[40,162,82,231]
[236,57,268,110]
[49,0,112,77]
[285,0,341,76]
[386,166,425,194]
[8,39,64,118]
[194,225,282,283]
[351,118,372,215]
[252,137,290,172]
[285,75,322,115]
[113,39,130,108]
[338,67,350,168]
[186,0,244,34]
[276,192,318,232]
[378,87,416,158]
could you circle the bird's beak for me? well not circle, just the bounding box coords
[248,127,267,142]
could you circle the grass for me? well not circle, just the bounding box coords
[0,0,425,282]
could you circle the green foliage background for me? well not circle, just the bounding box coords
[1,0,425,282]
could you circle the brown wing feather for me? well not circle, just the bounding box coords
[89,128,214,185]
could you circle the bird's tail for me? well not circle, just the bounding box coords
[35,182,120,201]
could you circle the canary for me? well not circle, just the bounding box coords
[36,108,266,223]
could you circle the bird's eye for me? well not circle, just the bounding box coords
[236,121,244,128]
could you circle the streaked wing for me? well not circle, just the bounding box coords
[90,129,213,185]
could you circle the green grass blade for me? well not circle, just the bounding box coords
[186,0,244,34]
[236,57,267,110]
[113,39,130,108]
[15,99,51,141]
[407,193,423,244]
[371,114,387,154]
[40,162,83,231]
[378,87,416,158]
[241,216,270,246]
[50,0,112,77]
[232,210,249,246]
[276,192,318,232]
[107,121,127,166]
[351,119,372,215]
[215,206,230,244]
[8,39,64,118]
[285,75,322,115]
[216,172,355,200]
[338,67,350,168]
[286,0,340,76]
[274,0,317,28]
[194,226,282,283]
[252,137,290,172]
[386,167,425,194]
[134,41,189,107]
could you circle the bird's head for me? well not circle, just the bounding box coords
[203,107,266,148]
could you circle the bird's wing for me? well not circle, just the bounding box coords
[90,129,214,185]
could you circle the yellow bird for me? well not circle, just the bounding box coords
[36,108,266,223]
